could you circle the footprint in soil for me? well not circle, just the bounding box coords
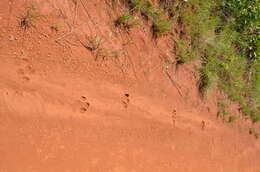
[79,96,90,113]
[122,93,130,108]
[80,96,87,102]
[24,65,35,74]
[171,109,177,127]
[17,65,35,83]
[22,76,30,82]
[201,120,206,131]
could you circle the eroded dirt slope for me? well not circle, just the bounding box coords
[0,0,260,171]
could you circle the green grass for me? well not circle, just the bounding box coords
[117,0,259,122]
[115,13,139,29]
[128,0,149,13]
[198,62,217,98]
[217,100,229,120]
[175,39,199,64]
[117,0,172,36]
[116,14,132,25]
[216,101,237,123]
[152,19,172,36]
[159,0,260,122]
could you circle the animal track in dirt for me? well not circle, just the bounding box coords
[80,96,87,102]
[17,68,30,82]
[201,120,206,131]
[17,64,36,83]
[171,109,177,127]
[17,68,25,75]
[80,107,88,113]
[24,65,35,74]
[21,76,30,82]
[122,93,130,108]
[79,96,90,113]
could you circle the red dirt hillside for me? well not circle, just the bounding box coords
[0,0,259,171]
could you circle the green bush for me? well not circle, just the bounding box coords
[164,0,259,121]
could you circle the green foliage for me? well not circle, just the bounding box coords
[120,0,259,121]
[128,0,149,12]
[115,13,139,29]
[221,0,260,60]
[127,0,172,36]
[217,100,237,123]
[116,14,132,25]
[175,39,198,64]
[220,2,260,121]
[152,19,172,36]
[217,100,229,120]
[198,58,217,98]
[158,0,184,17]
[161,0,260,122]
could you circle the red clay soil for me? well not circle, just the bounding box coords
[0,0,260,171]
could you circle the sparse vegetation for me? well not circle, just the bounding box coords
[157,0,259,122]
[216,100,237,123]
[175,39,198,65]
[84,35,104,52]
[115,0,172,36]
[217,100,229,121]
[227,115,237,123]
[112,0,259,122]
[115,13,139,29]
[93,0,260,122]
[82,34,122,60]
[116,13,132,25]
[162,54,175,71]
[198,64,216,98]
[152,19,172,36]
[20,5,41,29]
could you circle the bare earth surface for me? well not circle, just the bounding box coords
[0,0,260,171]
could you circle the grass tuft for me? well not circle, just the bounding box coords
[227,115,237,123]
[152,19,172,36]
[115,13,139,29]
[20,5,41,29]
[120,0,172,36]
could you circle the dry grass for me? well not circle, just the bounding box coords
[20,5,42,29]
